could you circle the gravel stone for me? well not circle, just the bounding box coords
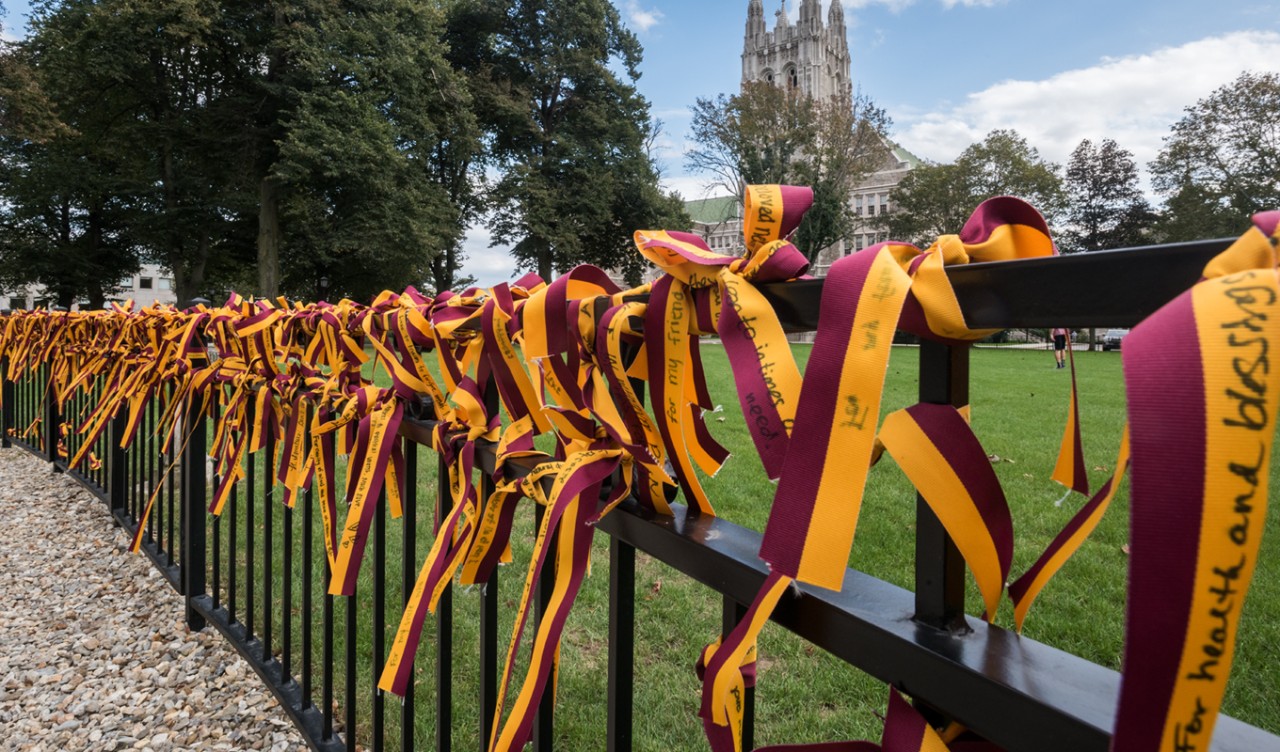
[0,449,308,751]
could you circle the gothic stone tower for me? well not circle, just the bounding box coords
[742,0,852,101]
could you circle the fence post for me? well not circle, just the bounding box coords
[912,340,968,631]
[181,395,209,630]
[44,362,61,470]
[108,412,128,522]
[181,300,211,631]
[1,352,12,449]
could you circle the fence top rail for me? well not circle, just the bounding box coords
[756,236,1236,332]
[397,403,1280,752]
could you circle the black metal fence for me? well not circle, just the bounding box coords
[2,237,1278,752]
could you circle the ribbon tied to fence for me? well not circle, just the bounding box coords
[4,189,1278,752]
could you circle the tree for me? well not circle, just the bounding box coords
[887,129,1065,246]
[1150,71,1280,242]
[478,0,688,282]
[3,0,481,304]
[685,81,891,263]
[0,1,142,308]
[269,0,482,301]
[1060,138,1154,253]
[1060,138,1155,350]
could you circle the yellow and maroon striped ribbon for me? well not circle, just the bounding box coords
[879,403,1014,621]
[1050,345,1090,497]
[1112,211,1280,752]
[701,196,1056,751]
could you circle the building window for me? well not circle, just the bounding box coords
[159,278,172,290]
[867,204,876,216]
[854,195,862,213]
[139,277,153,289]
[880,194,889,212]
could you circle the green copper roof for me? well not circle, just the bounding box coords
[684,195,741,225]
[889,140,924,169]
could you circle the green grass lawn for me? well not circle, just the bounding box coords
[204,344,1280,750]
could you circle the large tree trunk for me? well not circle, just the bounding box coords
[86,206,104,309]
[174,234,210,306]
[536,238,552,283]
[257,176,281,298]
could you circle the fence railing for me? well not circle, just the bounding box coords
[2,235,1278,752]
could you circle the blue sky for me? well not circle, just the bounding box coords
[5,1,1280,288]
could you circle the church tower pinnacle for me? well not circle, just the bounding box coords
[741,0,852,101]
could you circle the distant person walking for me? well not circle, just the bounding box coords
[1052,327,1068,368]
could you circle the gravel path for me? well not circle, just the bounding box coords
[0,448,308,751]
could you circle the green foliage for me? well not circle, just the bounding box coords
[887,129,1065,246]
[686,82,891,263]
[238,346,1280,747]
[0,0,144,307]
[1,0,482,305]
[1150,71,1280,242]
[1059,138,1155,253]
[466,0,686,283]
[271,0,481,301]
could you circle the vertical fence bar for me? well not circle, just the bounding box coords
[533,503,555,752]
[66,389,77,471]
[211,402,223,608]
[27,367,36,451]
[1,354,10,449]
[302,412,315,710]
[722,598,754,751]
[246,413,257,639]
[607,535,635,752]
[479,474,499,752]
[436,451,453,752]
[109,413,127,520]
[147,396,156,544]
[156,397,166,556]
[167,402,177,565]
[182,397,209,631]
[130,409,140,522]
[345,583,357,752]
[373,487,387,751]
[263,431,275,663]
[913,340,968,631]
[401,437,417,752]
[608,338,648,752]
[282,481,294,686]
[44,362,59,468]
[230,484,241,627]
[213,508,222,609]
[479,378,500,752]
[323,559,335,743]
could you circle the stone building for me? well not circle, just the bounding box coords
[685,1,919,276]
[742,0,852,102]
[1,264,178,310]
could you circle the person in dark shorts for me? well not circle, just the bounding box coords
[1052,327,1068,368]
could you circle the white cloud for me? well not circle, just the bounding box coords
[624,2,663,33]
[458,223,524,291]
[661,174,732,201]
[843,0,917,12]
[939,0,1006,8]
[896,31,1280,174]
[843,0,1001,12]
